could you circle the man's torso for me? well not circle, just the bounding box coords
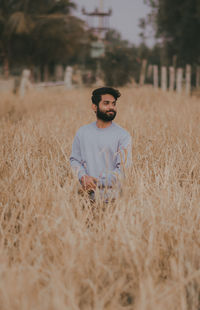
[77,122,129,179]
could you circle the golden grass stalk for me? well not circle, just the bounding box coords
[0,87,200,309]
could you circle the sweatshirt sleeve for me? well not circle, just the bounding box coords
[99,132,132,187]
[70,132,87,181]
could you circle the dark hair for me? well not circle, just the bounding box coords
[91,87,121,106]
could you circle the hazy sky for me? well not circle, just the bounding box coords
[73,0,154,46]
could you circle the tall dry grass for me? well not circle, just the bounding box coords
[0,87,200,309]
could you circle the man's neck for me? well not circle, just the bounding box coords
[96,119,112,129]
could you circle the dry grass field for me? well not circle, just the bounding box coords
[0,87,200,309]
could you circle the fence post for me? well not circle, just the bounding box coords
[161,66,167,91]
[169,67,175,91]
[64,66,73,88]
[176,68,183,94]
[185,64,191,95]
[139,59,147,86]
[19,69,32,98]
[76,69,83,88]
[196,66,200,89]
[153,65,158,89]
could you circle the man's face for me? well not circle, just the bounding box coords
[94,94,117,122]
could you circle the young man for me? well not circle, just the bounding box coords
[70,87,132,201]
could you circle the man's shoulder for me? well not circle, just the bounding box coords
[112,122,131,137]
[76,122,95,135]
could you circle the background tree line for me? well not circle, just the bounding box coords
[0,0,198,86]
[0,0,86,78]
[142,0,200,67]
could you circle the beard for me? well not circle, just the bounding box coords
[96,106,117,122]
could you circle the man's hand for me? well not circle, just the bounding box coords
[81,175,97,191]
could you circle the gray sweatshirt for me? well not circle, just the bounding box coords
[70,121,132,188]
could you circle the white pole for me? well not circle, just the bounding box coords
[169,66,175,91]
[185,64,191,95]
[153,65,158,89]
[161,66,167,91]
[19,69,32,98]
[176,68,183,94]
[64,66,73,89]
[99,0,104,34]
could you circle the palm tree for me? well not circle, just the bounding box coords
[0,0,84,78]
[0,0,34,77]
[32,1,85,78]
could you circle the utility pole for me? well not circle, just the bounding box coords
[82,0,112,40]
[99,0,104,31]
[82,0,112,84]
